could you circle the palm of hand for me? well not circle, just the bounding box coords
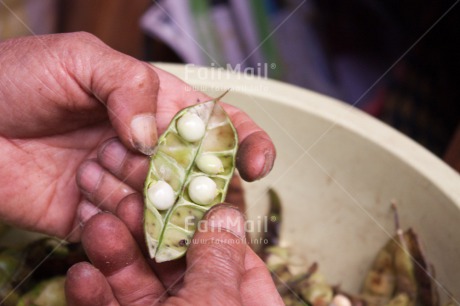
[0,122,114,237]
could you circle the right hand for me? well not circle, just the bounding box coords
[65,202,283,305]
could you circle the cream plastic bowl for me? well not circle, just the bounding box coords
[158,63,460,302]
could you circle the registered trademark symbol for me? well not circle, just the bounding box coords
[270,63,277,69]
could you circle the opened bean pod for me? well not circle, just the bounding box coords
[143,94,238,262]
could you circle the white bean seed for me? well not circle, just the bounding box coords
[196,154,224,174]
[177,113,206,142]
[188,176,217,205]
[148,181,175,210]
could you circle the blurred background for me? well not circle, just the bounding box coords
[1,0,459,171]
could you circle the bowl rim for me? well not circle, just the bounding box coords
[155,62,460,207]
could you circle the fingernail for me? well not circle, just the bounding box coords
[130,114,158,155]
[78,201,101,226]
[259,150,275,179]
[206,205,245,239]
[99,139,127,173]
[78,161,103,196]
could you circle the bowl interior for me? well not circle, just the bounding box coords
[159,63,460,301]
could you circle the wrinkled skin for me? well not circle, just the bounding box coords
[65,204,283,306]
[0,32,275,241]
[68,113,281,304]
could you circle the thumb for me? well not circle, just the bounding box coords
[88,48,159,155]
[56,32,159,155]
[180,205,247,305]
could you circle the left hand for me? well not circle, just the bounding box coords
[0,33,275,241]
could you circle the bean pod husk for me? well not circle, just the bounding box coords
[360,204,440,306]
[17,276,66,306]
[143,94,238,262]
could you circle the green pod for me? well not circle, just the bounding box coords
[361,204,438,306]
[0,238,79,305]
[403,229,439,306]
[282,295,308,306]
[0,254,20,306]
[393,231,417,305]
[386,293,411,306]
[298,272,334,305]
[0,222,9,237]
[259,189,282,261]
[17,276,66,306]
[360,237,397,306]
[144,95,238,262]
[0,249,29,305]
[0,252,21,288]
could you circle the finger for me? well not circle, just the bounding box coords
[114,194,145,246]
[66,200,101,242]
[179,205,246,305]
[224,174,246,212]
[77,159,135,212]
[223,104,276,182]
[225,174,253,244]
[84,43,160,155]
[66,262,118,306]
[116,193,186,292]
[242,247,284,305]
[82,213,165,305]
[97,137,149,191]
[236,131,276,182]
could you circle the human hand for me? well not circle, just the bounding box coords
[0,32,275,240]
[65,202,283,305]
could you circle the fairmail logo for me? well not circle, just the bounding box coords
[185,62,276,80]
[184,63,275,93]
[184,215,269,233]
